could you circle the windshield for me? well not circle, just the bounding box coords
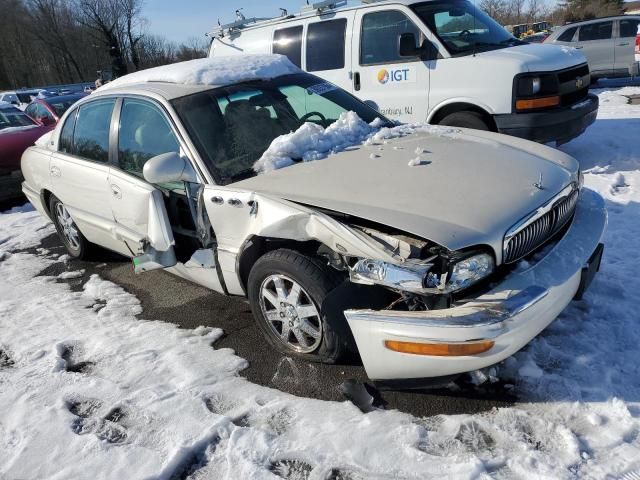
[0,108,36,130]
[412,0,522,56]
[171,73,389,184]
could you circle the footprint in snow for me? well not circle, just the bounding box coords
[0,349,15,368]
[66,398,129,444]
[58,342,95,374]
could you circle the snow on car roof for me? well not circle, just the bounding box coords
[99,54,300,92]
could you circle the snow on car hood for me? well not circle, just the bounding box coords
[99,55,300,91]
[476,43,587,72]
[238,128,579,257]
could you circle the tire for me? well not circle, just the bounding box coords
[49,195,91,260]
[247,248,348,363]
[438,111,491,131]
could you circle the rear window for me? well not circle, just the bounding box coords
[620,19,640,38]
[273,26,303,67]
[579,21,612,41]
[557,26,577,42]
[306,19,347,71]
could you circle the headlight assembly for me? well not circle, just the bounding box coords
[349,251,495,295]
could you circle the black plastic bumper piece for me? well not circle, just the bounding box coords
[494,93,599,144]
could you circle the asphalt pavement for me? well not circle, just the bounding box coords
[23,232,515,418]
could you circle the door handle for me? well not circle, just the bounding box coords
[50,166,61,177]
[110,184,122,199]
[617,42,630,46]
[353,71,361,91]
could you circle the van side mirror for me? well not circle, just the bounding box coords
[143,152,198,184]
[398,33,438,61]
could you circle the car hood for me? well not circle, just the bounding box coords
[477,43,586,72]
[234,130,579,261]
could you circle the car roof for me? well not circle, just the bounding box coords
[556,14,640,29]
[92,55,301,101]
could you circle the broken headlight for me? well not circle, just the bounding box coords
[350,259,431,293]
[425,252,495,293]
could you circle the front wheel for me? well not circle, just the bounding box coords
[439,111,491,131]
[247,249,348,363]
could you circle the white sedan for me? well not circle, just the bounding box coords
[21,55,606,386]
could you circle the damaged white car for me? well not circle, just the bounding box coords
[21,56,606,386]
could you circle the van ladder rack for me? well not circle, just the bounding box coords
[301,0,347,13]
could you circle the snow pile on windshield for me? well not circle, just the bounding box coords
[254,111,459,173]
[100,55,300,91]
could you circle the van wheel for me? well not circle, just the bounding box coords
[439,111,491,131]
[247,249,348,363]
[50,195,91,260]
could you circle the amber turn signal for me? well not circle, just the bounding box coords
[515,95,560,111]
[384,339,495,356]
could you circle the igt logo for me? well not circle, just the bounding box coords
[377,68,410,84]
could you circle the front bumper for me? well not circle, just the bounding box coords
[345,188,606,382]
[494,93,598,144]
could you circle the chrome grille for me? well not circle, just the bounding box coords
[503,185,579,264]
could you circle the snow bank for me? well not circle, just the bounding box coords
[254,111,460,173]
[100,55,300,91]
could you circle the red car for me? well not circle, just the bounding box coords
[0,103,53,202]
[24,93,87,127]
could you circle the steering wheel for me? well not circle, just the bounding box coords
[300,111,327,123]
[458,29,472,37]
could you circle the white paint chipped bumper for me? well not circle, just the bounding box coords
[345,188,607,381]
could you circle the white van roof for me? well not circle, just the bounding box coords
[208,0,425,37]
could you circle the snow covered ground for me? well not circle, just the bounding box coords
[1,85,640,479]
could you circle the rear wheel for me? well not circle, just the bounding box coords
[50,195,91,259]
[247,249,348,363]
[439,111,491,131]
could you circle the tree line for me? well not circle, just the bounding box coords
[480,0,625,28]
[0,0,209,90]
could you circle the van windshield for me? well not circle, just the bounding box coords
[171,73,389,184]
[412,0,523,56]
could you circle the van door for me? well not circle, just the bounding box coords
[351,6,430,123]
[615,18,640,75]
[575,21,615,75]
[304,13,355,92]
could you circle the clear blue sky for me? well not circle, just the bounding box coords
[145,0,313,43]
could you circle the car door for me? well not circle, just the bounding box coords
[49,99,126,255]
[108,97,223,289]
[615,18,640,74]
[575,21,615,75]
[304,13,354,93]
[351,6,430,123]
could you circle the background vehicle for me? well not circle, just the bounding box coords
[21,57,606,383]
[210,0,597,145]
[546,16,640,79]
[24,93,87,127]
[522,32,550,43]
[0,103,53,202]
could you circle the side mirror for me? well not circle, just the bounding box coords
[399,33,438,61]
[143,152,198,184]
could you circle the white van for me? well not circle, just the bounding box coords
[209,0,599,144]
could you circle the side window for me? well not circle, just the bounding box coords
[35,104,55,122]
[579,21,613,41]
[273,26,303,67]
[620,19,640,38]
[118,98,180,177]
[72,99,115,162]
[306,19,347,71]
[360,10,423,65]
[557,26,577,42]
[59,108,77,154]
[25,104,38,119]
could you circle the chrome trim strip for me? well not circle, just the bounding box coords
[344,285,549,329]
